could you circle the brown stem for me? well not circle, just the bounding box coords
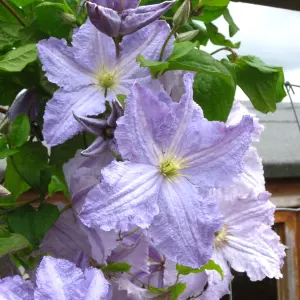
[210,46,238,63]
[0,0,25,26]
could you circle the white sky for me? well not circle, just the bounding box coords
[203,2,300,102]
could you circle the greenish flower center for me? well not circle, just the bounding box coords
[99,73,115,89]
[160,158,181,179]
[214,225,228,249]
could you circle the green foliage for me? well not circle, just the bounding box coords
[205,22,240,48]
[193,71,236,121]
[0,44,37,72]
[101,262,132,273]
[0,137,19,159]
[167,282,186,300]
[36,2,75,39]
[176,260,224,279]
[7,115,30,148]
[223,8,239,37]
[0,226,30,257]
[0,142,48,206]
[7,203,59,248]
[234,56,286,113]
[0,22,22,51]
[138,41,233,84]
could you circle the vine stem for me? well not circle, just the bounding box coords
[0,0,25,26]
[210,46,238,63]
[0,107,8,115]
[159,27,177,62]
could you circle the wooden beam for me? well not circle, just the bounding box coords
[232,0,300,11]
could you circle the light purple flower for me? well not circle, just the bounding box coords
[38,20,173,146]
[79,73,254,268]
[0,275,34,299]
[0,257,111,300]
[213,190,286,281]
[73,101,123,157]
[86,0,174,37]
[225,103,265,196]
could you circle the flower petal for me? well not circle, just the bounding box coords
[115,83,164,164]
[223,225,285,281]
[86,3,121,37]
[220,192,275,230]
[81,227,117,265]
[43,86,107,146]
[71,19,116,73]
[81,137,109,157]
[34,256,110,300]
[37,38,94,91]
[120,2,175,35]
[109,233,149,273]
[117,20,173,94]
[227,102,264,142]
[93,0,140,10]
[63,150,114,212]
[216,192,285,281]
[0,276,34,300]
[149,179,221,268]
[79,161,162,231]
[221,146,265,198]
[39,210,90,268]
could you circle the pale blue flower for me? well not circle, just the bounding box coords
[38,20,172,146]
[79,73,254,268]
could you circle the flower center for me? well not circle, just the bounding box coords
[99,73,115,89]
[214,225,228,249]
[160,158,181,179]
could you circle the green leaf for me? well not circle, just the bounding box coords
[168,41,196,61]
[7,114,30,148]
[36,2,75,39]
[193,71,235,121]
[101,262,131,273]
[193,6,227,23]
[138,43,233,85]
[234,56,286,113]
[48,168,69,198]
[223,8,239,37]
[0,74,22,106]
[9,0,36,6]
[0,142,48,206]
[205,23,240,48]
[7,204,59,248]
[176,260,224,279]
[0,137,19,159]
[0,44,37,72]
[0,232,30,257]
[167,282,186,300]
[136,55,168,75]
[179,20,209,46]
[0,22,22,51]
[202,0,229,6]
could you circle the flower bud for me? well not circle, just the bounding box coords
[0,184,10,197]
[176,29,199,42]
[173,0,190,27]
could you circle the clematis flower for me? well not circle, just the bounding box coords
[86,0,174,37]
[213,190,286,282]
[79,73,254,268]
[225,103,265,196]
[0,256,111,299]
[38,19,173,146]
[73,100,123,157]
